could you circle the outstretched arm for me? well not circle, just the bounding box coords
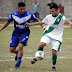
[65,19,72,27]
[26,21,43,26]
[0,21,10,32]
[26,21,45,30]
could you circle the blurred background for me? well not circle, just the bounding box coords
[0,0,72,20]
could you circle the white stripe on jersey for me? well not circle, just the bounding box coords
[12,15,31,24]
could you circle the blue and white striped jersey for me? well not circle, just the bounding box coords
[8,11,37,36]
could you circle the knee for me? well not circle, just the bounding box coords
[40,42,46,48]
[18,43,24,50]
[18,46,23,51]
[18,46,23,56]
[52,49,57,55]
[10,48,15,53]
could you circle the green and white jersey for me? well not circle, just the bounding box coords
[42,13,66,42]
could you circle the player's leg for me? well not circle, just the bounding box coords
[15,33,30,68]
[10,47,18,61]
[31,42,46,64]
[10,36,19,61]
[51,40,61,71]
[52,49,57,71]
[31,36,50,64]
[37,35,50,51]
[37,42,46,51]
[10,47,18,54]
[15,43,24,68]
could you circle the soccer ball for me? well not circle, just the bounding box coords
[35,51,45,60]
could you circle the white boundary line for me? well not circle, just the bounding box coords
[0,56,72,62]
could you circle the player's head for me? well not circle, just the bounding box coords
[50,3,58,17]
[18,2,26,15]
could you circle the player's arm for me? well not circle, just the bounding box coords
[65,19,72,27]
[26,21,44,26]
[0,21,10,32]
[35,19,45,30]
[31,13,45,30]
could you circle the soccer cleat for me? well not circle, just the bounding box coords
[31,58,37,64]
[52,66,56,71]
[15,54,17,61]
[14,64,19,69]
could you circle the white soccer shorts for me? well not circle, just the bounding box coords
[40,35,61,52]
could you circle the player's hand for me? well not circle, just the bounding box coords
[69,22,72,27]
[40,24,45,30]
[43,27,45,30]
[25,22,31,27]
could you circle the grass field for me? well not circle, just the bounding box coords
[0,25,72,72]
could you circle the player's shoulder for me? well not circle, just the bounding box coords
[59,13,65,16]
[45,14,52,18]
[59,13,67,18]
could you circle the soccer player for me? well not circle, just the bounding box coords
[0,2,44,68]
[26,3,72,71]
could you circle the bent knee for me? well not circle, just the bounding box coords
[40,42,46,48]
[10,47,16,53]
[52,49,57,55]
[10,48,14,53]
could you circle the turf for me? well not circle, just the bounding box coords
[0,26,72,72]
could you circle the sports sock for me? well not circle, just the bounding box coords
[16,57,22,67]
[37,45,43,51]
[52,54,57,66]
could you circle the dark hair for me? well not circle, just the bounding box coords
[18,2,25,7]
[50,3,58,10]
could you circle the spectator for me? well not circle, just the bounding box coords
[31,0,39,18]
[58,2,64,14]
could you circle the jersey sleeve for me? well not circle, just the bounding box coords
[42,16,48,24]
[62,15,67,23]
[31,14,37,21]
[8,13,13,22]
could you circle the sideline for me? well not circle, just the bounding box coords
[0,56,71,62]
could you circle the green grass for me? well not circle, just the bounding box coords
[0,26,72,72]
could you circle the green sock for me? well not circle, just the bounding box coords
[37,46,43,51]
[52,54,57,65]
